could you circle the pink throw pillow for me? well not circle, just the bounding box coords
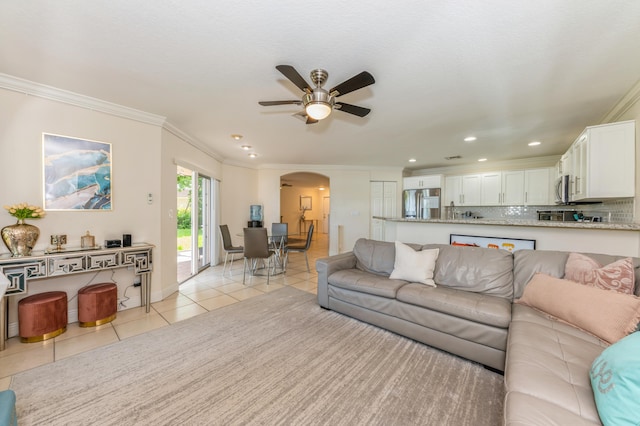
[516,273,640,344]
[564,253,635,295]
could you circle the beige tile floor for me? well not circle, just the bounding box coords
[0,233,328,389]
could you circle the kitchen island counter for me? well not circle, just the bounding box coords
[376,217,640,257]
[375,217,640,231]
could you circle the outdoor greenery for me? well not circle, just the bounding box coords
[176,209,191,229]
[176,173,206,251]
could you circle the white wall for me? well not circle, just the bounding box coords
[219,164,259,248]
[0,87,163,331]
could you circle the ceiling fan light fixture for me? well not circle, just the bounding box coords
[305,102,332,120]
[303,89,334,120]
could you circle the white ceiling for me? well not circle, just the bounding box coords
[1,1,640,171]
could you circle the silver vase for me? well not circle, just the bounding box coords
[1,219,40,257]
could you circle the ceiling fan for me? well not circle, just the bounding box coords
[259,65,375,124]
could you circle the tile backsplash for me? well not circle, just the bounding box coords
[443,198,634,223]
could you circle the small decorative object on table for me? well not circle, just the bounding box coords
[81,231,95,248]
[50,234,67,252]
[1,202,45,257]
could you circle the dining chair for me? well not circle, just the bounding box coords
[284,223,314,272]
[270,222,288,246]
[243,228,275,285]
[219,225,243,277]
[270,222,289,268]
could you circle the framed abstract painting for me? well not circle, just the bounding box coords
[42,133,112,210]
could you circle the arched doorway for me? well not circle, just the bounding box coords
[279,172,330,256]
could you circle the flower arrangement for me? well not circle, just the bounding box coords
[3,202,46,221]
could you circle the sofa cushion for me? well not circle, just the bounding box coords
[389,241,438,286]
[590,331,640,426]
[514,249,640,299]
[397,283,511,328]
[516,273,640,344]
[328,269,408,298]
[422,244,514,299]
[353,238,421,276]
[565,252,635,295]
[505,304,607,425]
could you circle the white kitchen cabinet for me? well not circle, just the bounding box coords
[570,120,635,201]
[480,172,502,205]
[462,175,482,205]
[480,171,524,205]
[445,175,481,206]
[524,168,553,205]
[570,133,588,199]
[445,168,554,207]
[501,170,525,205]
[443,175,462,206]
[403,175,443,190]
[559,152,571,177]
[371,181,397,240]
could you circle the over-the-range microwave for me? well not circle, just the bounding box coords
[555,175,570,204]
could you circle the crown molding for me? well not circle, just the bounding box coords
[601,78,640,123]
[162,121,224,162]
[0,73,166,126]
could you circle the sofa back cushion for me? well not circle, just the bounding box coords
[513,250,640,299]
[353,238,420,276]
[422,244,514,299]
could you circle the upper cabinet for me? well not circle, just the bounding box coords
[479,171,527,206]
[444,168,553,206]
[403,175,443,190]
[568,120,635,201]
[524,168,553,205]
[444,175,481,206]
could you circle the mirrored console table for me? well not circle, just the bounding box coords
[0,243,153,351]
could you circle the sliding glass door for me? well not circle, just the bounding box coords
[177,166,212,283]
[196,175,211,271]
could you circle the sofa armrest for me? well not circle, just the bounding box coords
[316,252,357,308]
[0,389,17,426]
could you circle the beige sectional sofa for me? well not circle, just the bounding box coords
[316,238,640,425]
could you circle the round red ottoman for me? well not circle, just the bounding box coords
[78,283,117,327]
[18,291,68,343]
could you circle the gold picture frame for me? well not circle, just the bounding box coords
[300,196,312,211]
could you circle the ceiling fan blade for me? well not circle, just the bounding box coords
[259,100,302,106]
[330,71,375,96]
[276,65,312,92]
[335,102,371,117]
[293,111,318,124]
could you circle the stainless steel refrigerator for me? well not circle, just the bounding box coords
[402,188,441,219]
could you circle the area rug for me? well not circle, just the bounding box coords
[11,287,504,425]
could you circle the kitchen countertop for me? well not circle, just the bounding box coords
[374,217,640,231]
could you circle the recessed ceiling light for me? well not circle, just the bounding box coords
[318,187,325,191]
[248,153,257,158]
[528,141,541,146]
[478,158,487,162]
[408,158,417,163]
[464,136,477,142]
[240,145,252,150]
[231,134,243,140]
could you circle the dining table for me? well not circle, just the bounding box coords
[236,231,293,275]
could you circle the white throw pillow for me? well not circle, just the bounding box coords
[389,241,439,287]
